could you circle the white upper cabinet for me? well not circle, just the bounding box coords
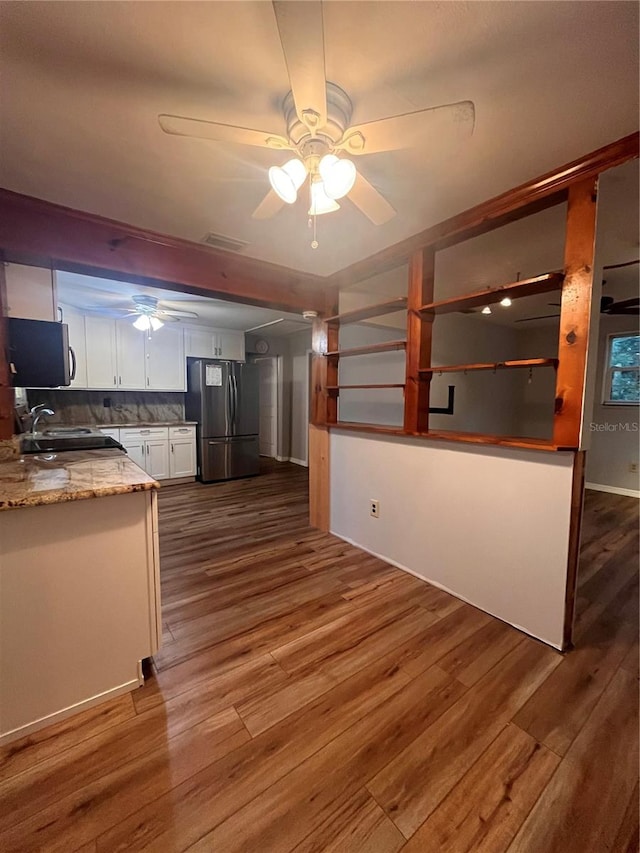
[85,316,118,389]
[145,325,185,391]
[115,322,146,389]
[5,263,57,321]
[218,330,245,361]
[185,327,245,361]
[61,307,88,389]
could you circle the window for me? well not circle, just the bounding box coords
[603,333,640,404]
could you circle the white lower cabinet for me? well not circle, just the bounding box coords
[145,438,170,480]
[169,426,197,478]
[117,426,195,480]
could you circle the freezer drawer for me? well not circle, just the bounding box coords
[199,436,259,482]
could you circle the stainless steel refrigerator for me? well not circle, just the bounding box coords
[186,359,259,482]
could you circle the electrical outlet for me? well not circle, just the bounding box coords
[370,499,380,518]
[629,462,638,474]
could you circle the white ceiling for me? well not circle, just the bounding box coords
[56,270,313,336]
[0,1,638,276]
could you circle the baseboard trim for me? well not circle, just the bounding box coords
[289,457,308,468]
[274,455,290,463]
[585,482,640,499]
[330,530,564,651]
[0,678,141,746]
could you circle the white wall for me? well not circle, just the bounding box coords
[331,431,575,648]
[586,314,639,495]
[514,324,559,439]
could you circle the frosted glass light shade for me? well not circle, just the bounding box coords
[308,180,340,216]
[133,315,151,331]
[319,154,356,200]
[150,316,164,331]
[269,158,307,204]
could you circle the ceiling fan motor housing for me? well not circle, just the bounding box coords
[283,82,352,148]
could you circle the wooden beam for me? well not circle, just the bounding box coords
[553,178,599,449]
[0,189,326,314]
[562,451,587,650]
[327,132,639,289]
[404,249,435,433]
[0,262,13,440]
[326,384,405,392]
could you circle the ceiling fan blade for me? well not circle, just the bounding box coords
[158,114,292,151]
[348,173,396,225]
[273,0,327,131]
[337,100,475,156]
[158,309,200,319]
[252,189,286,220]
[515,314,560,323]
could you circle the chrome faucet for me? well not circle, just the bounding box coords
[30,404,55,435]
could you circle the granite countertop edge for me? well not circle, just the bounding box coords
[0,450,160,513]
[0,479,159,512]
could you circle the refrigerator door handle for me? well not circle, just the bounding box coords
[226,373,233,433]
[232,373,238,432]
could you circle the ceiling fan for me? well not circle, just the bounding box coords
[158,1,475,242]
[112,295,199,332]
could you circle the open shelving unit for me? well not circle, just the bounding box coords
[324,297,408,325]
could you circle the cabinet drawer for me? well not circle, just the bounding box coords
[169,425,196,439]
[120,427,168,441]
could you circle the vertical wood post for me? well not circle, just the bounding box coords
[404,248,435,433]
[553,177,599,448]
[562,450,587,650]
[0,261,14,440]
[309,288,338,532]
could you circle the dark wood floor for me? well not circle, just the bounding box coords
[0,462,637,852]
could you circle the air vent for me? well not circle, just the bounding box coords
[201,232,249,253]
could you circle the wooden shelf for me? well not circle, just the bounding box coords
[330,421,407,436]
[325,297,408,325]
[326,383,405,393]
[418,272,564,315]
[325,340,407,358]
[419,358,558,374]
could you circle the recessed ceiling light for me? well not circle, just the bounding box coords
[500,297,512,307]
[482,305,492,315]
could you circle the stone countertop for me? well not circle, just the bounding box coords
[0,449,159,512]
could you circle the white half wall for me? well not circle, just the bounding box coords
[330,431,576,649]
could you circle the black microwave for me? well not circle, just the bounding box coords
[8,318,74,388]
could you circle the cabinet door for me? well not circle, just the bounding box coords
[121,438,146,471]
[219,331,245,361]
[170,438,196,478]
[145,439,170,480]
[185,329,216,359]
[145,327,185,391]
[85,317,117,389]
[115,322,146,389]
[63,309,88,389]
[5,264,56,321]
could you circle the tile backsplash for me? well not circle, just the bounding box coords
[26,390,186,426]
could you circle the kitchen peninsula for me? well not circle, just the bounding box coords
[0,448,161,745]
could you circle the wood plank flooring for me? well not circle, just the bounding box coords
[0,464,637,852]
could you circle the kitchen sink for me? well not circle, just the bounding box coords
[42,427,93,436]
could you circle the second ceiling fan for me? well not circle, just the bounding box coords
[158,1,475,240]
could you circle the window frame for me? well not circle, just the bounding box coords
[602,331,640,406]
